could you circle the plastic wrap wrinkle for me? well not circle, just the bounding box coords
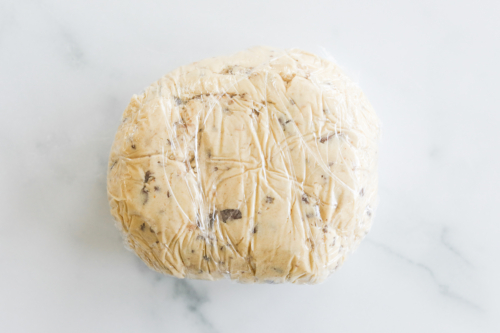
[107,46,380,284]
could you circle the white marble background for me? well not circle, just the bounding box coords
[1,1,499,332]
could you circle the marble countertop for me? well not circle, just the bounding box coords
[1,1,499,332]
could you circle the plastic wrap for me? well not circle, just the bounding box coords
[107,46,380,284]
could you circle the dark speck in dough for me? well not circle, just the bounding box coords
[144,170,153,183]
[302,194,309,204]
[141,186,149,204]
[266,196,274,203]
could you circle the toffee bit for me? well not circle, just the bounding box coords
[140,223,145,231]
[265,196,274,204]
[220,209,242,223]
[302,193,309,204]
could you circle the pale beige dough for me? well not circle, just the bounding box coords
[107,46,380,284]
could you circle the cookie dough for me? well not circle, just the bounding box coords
[107,46,380,284]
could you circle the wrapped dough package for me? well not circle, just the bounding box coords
[107,46,380,284]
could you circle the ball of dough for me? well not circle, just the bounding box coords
[107,46,380,284]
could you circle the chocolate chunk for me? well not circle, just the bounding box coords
[220,209,242,223]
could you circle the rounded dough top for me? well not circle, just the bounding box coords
[107,46,380,284]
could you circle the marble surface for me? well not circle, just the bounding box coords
[1,1,499,332]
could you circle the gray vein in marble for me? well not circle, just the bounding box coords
[173,280,218,333]
[366,239,482,311]
[440,227,472,266]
